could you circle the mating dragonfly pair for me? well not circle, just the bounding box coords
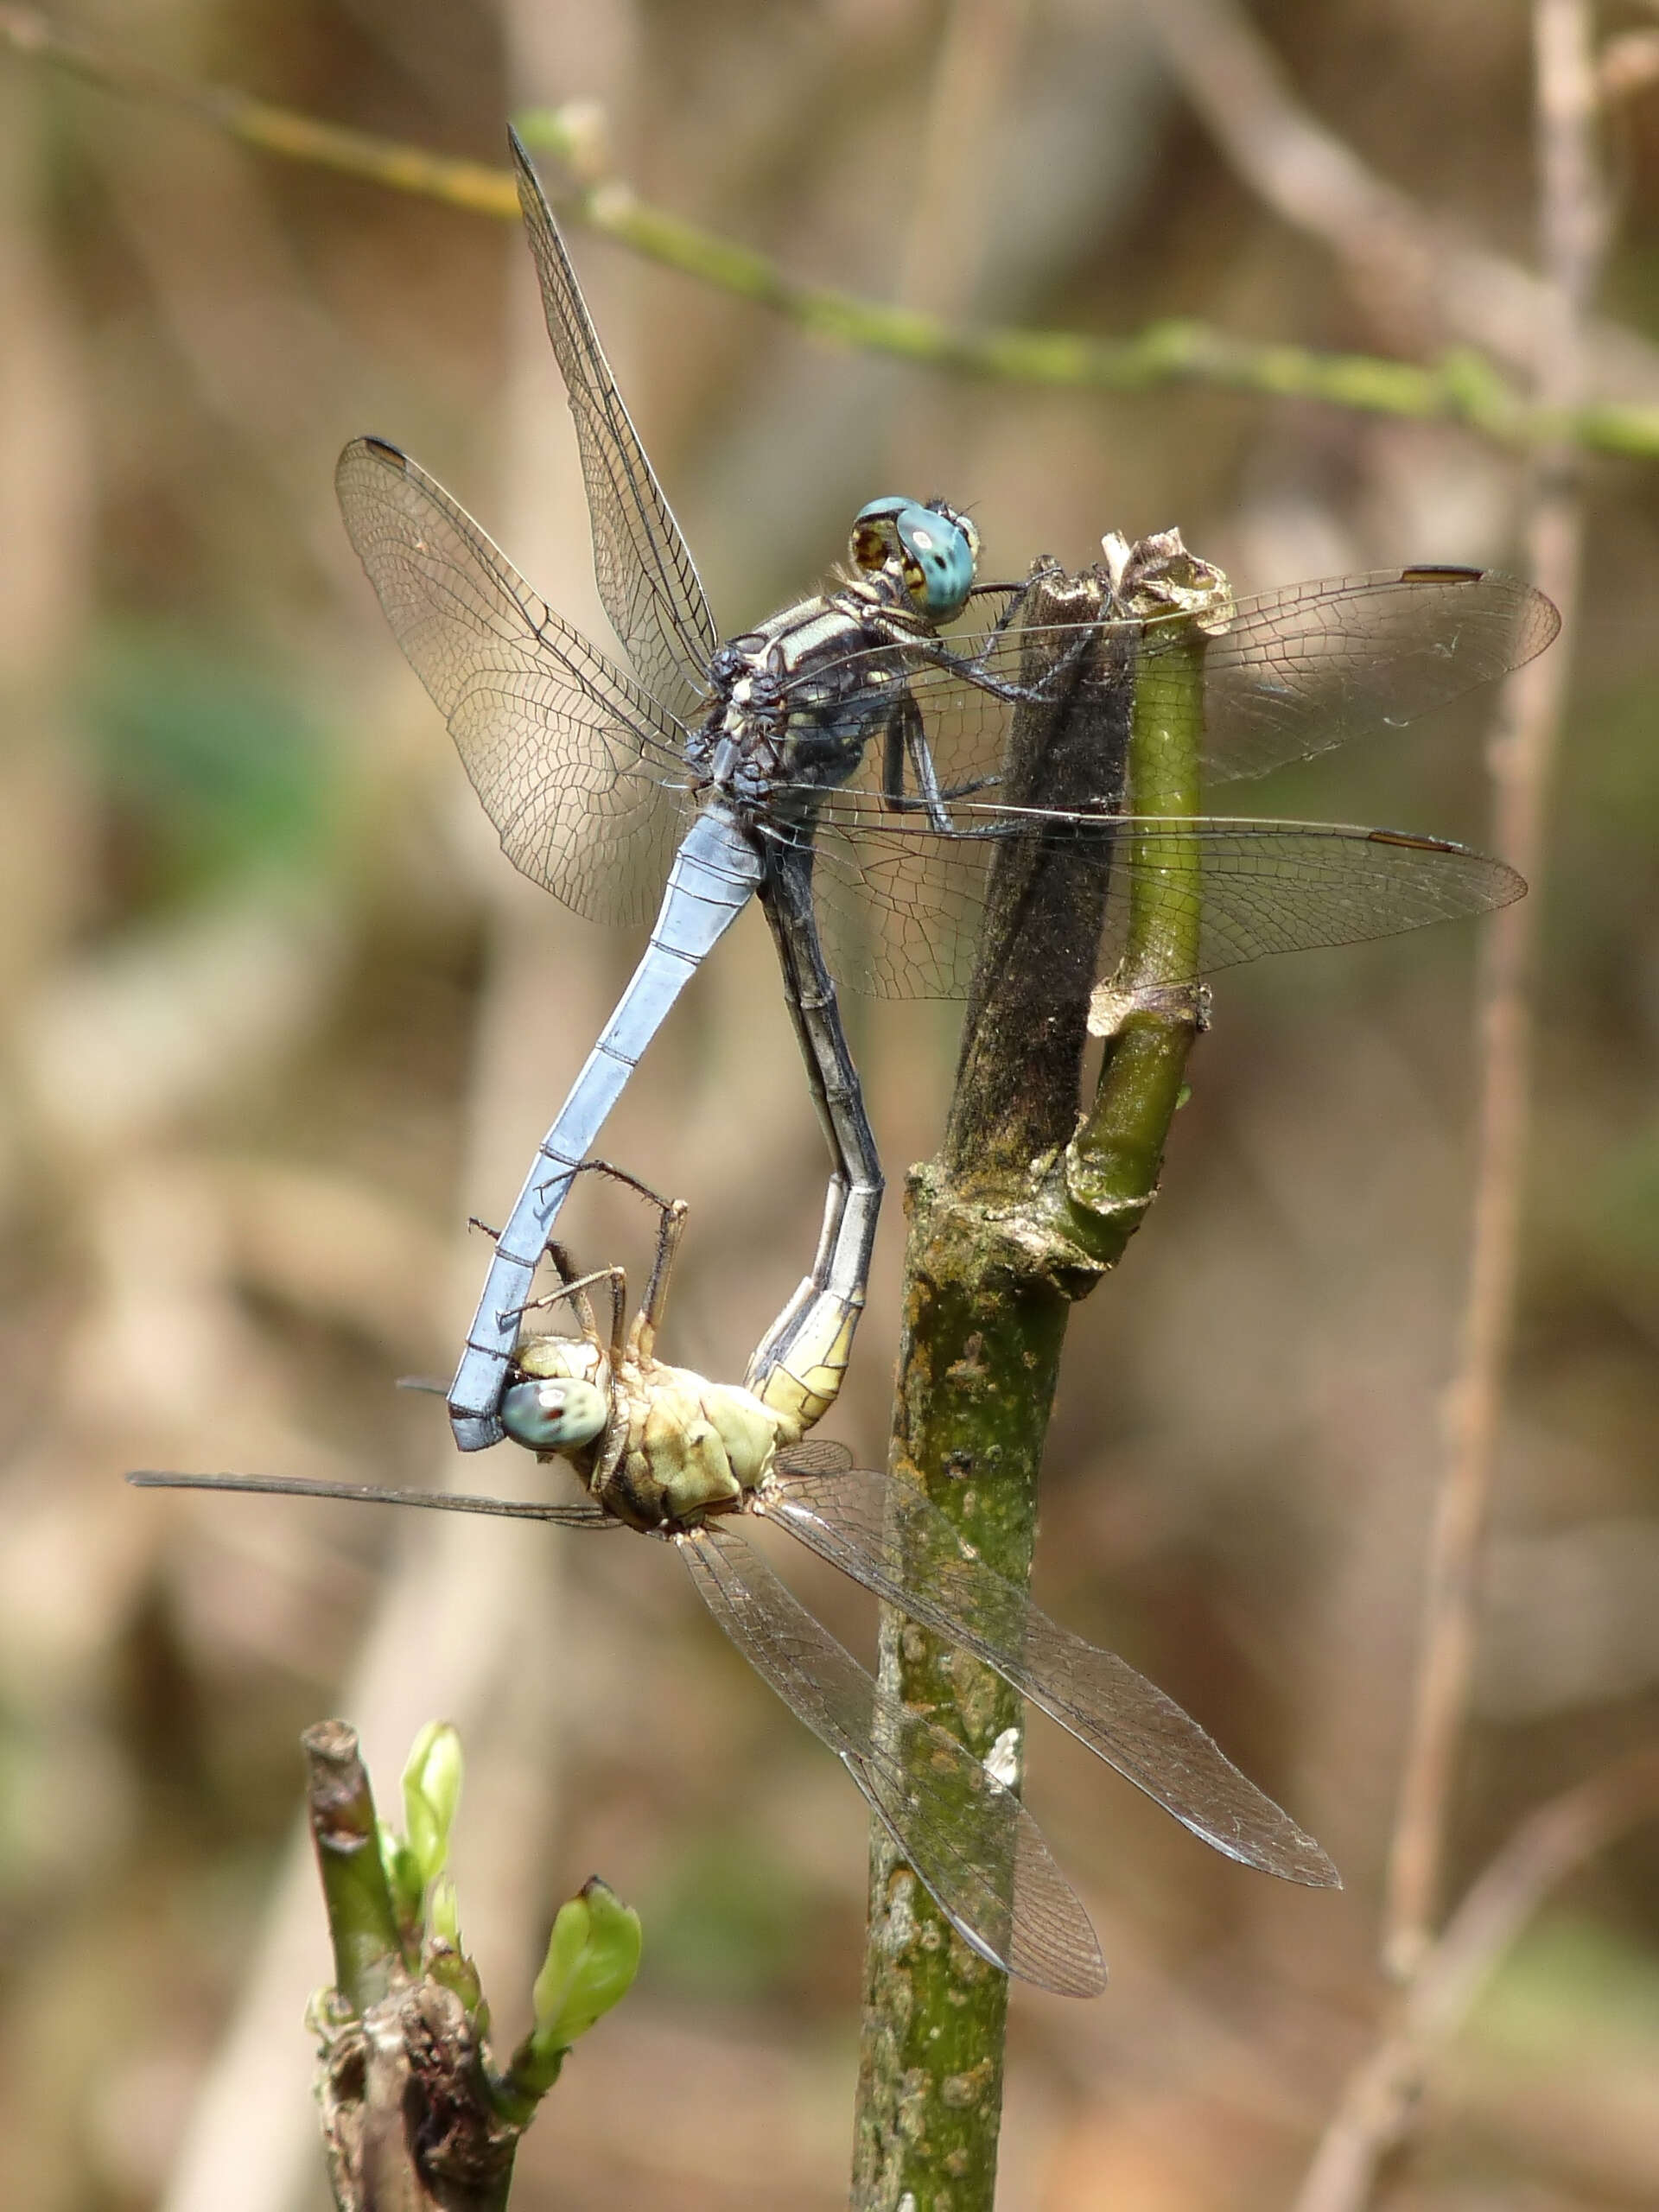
[136,132,1558,1993]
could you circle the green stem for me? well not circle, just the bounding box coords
[1067,558,1210,1244]
[302,1719,408,2017]
[854,554,1215,2207]
[489,2043,565,2128]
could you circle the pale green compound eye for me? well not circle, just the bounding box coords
[501,1376,609,1452]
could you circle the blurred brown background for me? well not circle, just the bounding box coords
[1,2,1656,2207]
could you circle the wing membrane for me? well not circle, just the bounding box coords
[125,1469,616,1527]
[335,435,693,925]
[799,808,1522,1002]
[783,566,1557,809]
[680,1523,1105,1995]
[765,1466,1337,1885]
[511,130,718,717]
[1181,564,1558,779]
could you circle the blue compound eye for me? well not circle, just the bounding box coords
[849,496,978,621]
[899,501,978,620]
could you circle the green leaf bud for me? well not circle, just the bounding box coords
[401,1720,463,1885]
[529,1878,642,2055]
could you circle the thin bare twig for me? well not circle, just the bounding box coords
[1384,0,1610,1981]
[7,3,1659,452]
[1292,1748,1659,2212]
[1292,13,1615,2205]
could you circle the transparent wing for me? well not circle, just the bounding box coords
[511,130,718,719]
[336,435,695,925]
[798,809,1524,1001]
[679,1523,1105,1995]
[125,1470,617,1527]
[763,1466,1338,1886]
[1168,564,1558,779]
[780,565,1557,807]
[771,1437,855,1477]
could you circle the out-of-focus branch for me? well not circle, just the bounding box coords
[7,3,1659,452]
[1294,12,1615,2207]
[0,5,521,211]
[1141,0,1656,398]
[1292,1748,1659,2212]
[1600,29,1659,101]
[1384,0,1609,1983]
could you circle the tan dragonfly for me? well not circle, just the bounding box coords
[133,1166,1337,1995]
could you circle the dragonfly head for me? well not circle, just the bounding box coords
[851,496,979,624]
[502,1334,611,1456]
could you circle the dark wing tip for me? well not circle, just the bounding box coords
[1401,563,1563,664]
[1363,828,1529,906]
[338,435,410,482]
[1364,827,1464,853]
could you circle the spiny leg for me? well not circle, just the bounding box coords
[633,1194,690,1361]
[545,1159,689,1363]
[877,568,1090,821]
[538,1244,622,1365]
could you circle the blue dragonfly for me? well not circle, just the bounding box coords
[335,131,1557,1457]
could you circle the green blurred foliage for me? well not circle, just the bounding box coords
[82,620,335,907]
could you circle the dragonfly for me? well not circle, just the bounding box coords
[131,1165,1340,1997]
[334,129,1559,1457]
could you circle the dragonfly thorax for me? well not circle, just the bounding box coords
[695,563,961,817]
[596,1356,791,1533]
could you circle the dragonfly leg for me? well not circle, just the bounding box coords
[876,696,1012,823]
[631,1193,690,1363]
[879,694,955,830]
[518,1251,625,1357]
[747,845,882,1437]
[894,565,1096,714]
[915,620,1096,709]
[540,1157,690,1363]
[965,561,1059,645]
[529,1169,690,1365]
[573,1157,683,1217]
